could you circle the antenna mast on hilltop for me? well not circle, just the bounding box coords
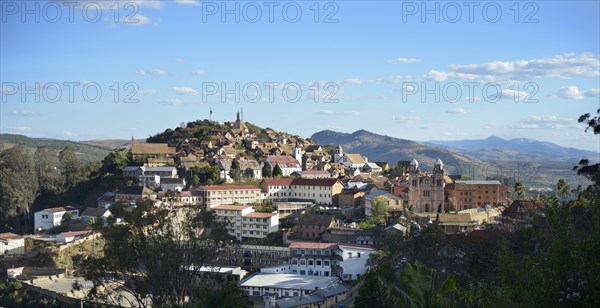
[209,108,213,121]
[241,108,244,121]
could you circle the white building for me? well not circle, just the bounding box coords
[337,153,367,169]
[212,204,279,241]
[265,242,376,281]
[240,273,340,298]
[0,233,25,256]
[260,178,344,206]
[288,242,338,277]
[265,155,302,177]
[55,231,90,243]
[217,158,262,183]
[336,244,376,280]
[34,206,79,232]
[138,174,161,189]
[195,185,262,209]
[160,177,186,191]
[80,207,111,225]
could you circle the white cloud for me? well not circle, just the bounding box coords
[173,87,199,96]
[174,0,200,5]
[501,89,530,101]
[161,98,183,106]
[7,110,40,117]
[391,115,420,123]
[192,69,207,75]
[447,53,600,80]
[138,89,157,95]
[445,108,467,114]
[137,69,166,76]
[341,78,363,85]
[316,109,358,116]
[63,130,75,136]
[391,57,421,64]
[557,86,584,99]
[175,58,184,63]
[557,86,600,99]
[425,70,448,81]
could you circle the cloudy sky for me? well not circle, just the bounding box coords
[1,1,599,151]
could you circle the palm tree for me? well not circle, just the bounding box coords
[376,261,456,308]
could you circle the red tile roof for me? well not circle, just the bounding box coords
[503,200,546,218]
[289,242,337,249]
[262,178,294,186]
[212,204,252,211]
[266,155,301,168]
[0,232,24,241]
[197,185,260,191]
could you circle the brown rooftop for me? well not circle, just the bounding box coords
[0,232,24,241]
[131,142,176,155]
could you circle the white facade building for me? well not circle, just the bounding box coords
[0,233,25,256]
[240,273,340,298]
[212,204,279,241]
[34,206,79,232]
[196,185,262,209]
[336,244,376,280]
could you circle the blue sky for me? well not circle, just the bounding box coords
[1,0,599,152]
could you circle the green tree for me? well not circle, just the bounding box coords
[556,178,571,200]
[262,163,272,178]
[371,197,389,224]
[190,283,253,308]
[356,261,456,308]
[34,146,64,195]
[229,159,241,182]
[77,202,230,307]
[0,146,39,232]
[514,182,524,199]
[191,175,200,185]
[59,146,86,189]
[101,148,131,174]
[272,164,283,177]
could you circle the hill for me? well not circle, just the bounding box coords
[425,136,600,162]
[310,129,482,171]
[0,134,111,162]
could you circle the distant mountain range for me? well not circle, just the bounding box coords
[425,136,599,162]
[310,130,483,170]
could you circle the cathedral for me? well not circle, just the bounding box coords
[406,158,446,213]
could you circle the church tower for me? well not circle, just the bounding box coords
[294,141,302,169]
[334,145,344,163]
[433,158,445,213]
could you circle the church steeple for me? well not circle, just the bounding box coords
[236,111,240,122]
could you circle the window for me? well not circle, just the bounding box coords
[316,260,322,266]
[324,260,330,266]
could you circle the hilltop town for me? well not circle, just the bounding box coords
[1,112,598,307]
